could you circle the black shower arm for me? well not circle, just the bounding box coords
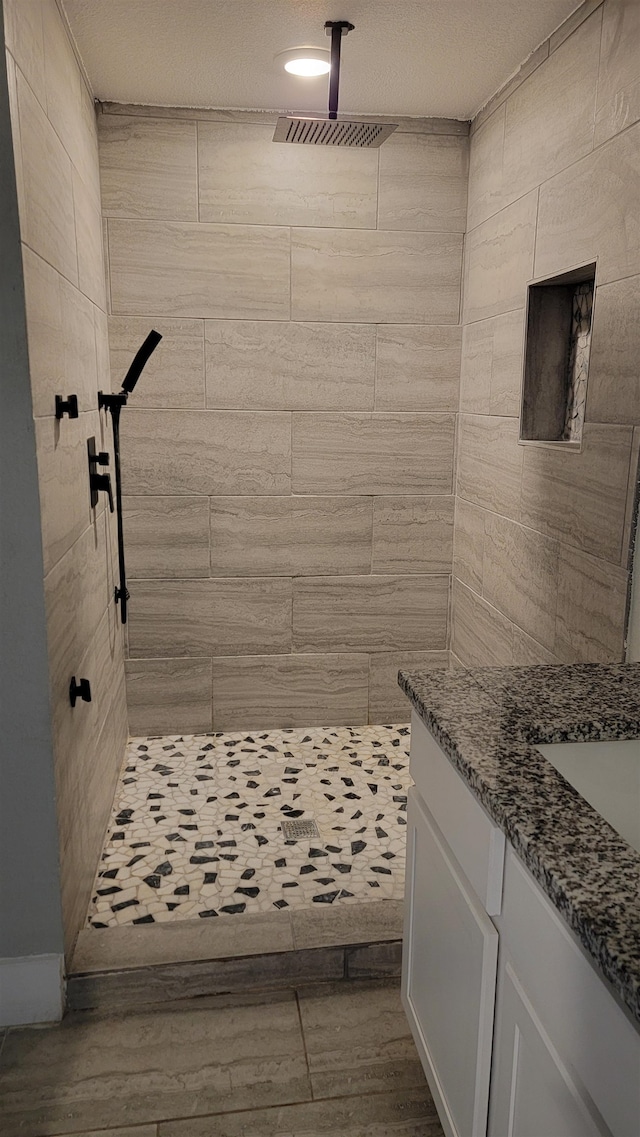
[325,21,354,120]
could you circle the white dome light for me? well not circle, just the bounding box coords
[275,47,331,77]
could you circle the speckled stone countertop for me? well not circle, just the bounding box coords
[398,663,640,1025]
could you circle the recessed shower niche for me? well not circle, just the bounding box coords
[520,263,596,447]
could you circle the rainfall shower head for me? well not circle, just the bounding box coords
[273,21,397,148]
[121,329,162,394]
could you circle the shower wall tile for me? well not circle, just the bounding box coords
[451,579,514,668]
[73,166,107,307]
[3,0,46,109]
[98,113,198,220]
[125,658,213,735]
[41,0,89,183]
[595,0,640,144]
[374,325,461,412]
[586,276,640,424]
[127,577,292,658]
[123,497,210,578]
[459,310,524,416]
[292,575,449,654]
[535,122,640,286]
[209,497,372,577]
[198,121,378,228]
[108,316,205,409]
[211,653,370,729]
[371,496,454,574]
[120,409,291,496]
[482,512,560,651]
[555,545,628,663]
[368,650,450,723]
[456,415,523,519]
[511,626,561,666]
[205,321,375,411]
[463,191,537,324]
[291,227,462,324]
[377,132,468,232]
[108,219,290,319]
[452,499,486,594]
[35,413,96,574]
[292,412,455,495]
[520,422,633,562]
[466,104,506,231]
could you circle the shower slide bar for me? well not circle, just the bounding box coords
[99,330,162,624]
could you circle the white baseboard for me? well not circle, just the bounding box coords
[0,953,65,1026]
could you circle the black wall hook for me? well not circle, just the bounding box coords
[55,394,79,419]
[69,677,91,707]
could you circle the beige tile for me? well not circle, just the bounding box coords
[346,941,403,979]
[520,423,633,562]
[456,415,523,518]
[210,497,372,577]
[5,53,24,221]
[555,544,628,663]
[64,1129,156,1137]
[0,992,310,1135]
[127,577,292,658]
[108,317,205,409]
[292,575,448,653]
[292,412,455,495]
[41,0,86,172]
[15,68,77,283]
[109,219,290,319]
[125,658,212,735]
[377,132,468,232]
[596,0,640,121]
[586,276,640,424]
[35,414,97,574]
[466,104,505,230]
[159,1087,441,1136]
[369,650,450,723]
[375,325,461,412]
[291,228,463,324]
[298,980,426,1099]
[472,41,550,135]
[372,496,454,574]
[483,513,559,651]
[453,498,486,593]
[198,121,378,227]
[512,626,561,666]
[451,579,514,667]
[464,192,537,324]
[459,321,492,414]
[205,320,375,411]
[123,497,210,578]
[99,114,197,220]
[535,122,640,286]
[212,653,369,729]
[291,900,404,950]
[501,12,600,203]
[94,307,111,394]
[549,0,604,52]
[73,167,106,307]
[120,410,291,496]
[622,427,640,570]
[595,73,640,146]
[3,0,46,109]
[460,310,525,416]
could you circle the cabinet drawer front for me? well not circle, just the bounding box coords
[410,710,505,914]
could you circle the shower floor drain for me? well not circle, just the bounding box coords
[281,818,320,841]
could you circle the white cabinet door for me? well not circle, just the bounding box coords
[402,787,499,1137]
[489,960,610,1137]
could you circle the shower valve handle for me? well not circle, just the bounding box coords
[91,471,114,512]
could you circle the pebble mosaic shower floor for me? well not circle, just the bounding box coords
[86,724,411,927]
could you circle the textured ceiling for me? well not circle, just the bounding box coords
[62,0,582,120]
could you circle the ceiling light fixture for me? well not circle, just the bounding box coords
[275,46,331,77]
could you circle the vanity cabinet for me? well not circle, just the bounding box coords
[403,710,640,1137]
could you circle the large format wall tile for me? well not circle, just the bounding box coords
[369,650,450,723]
[3,0,46,109]
[371,496,454,574]
[595,0,640,144]
[291,228,462,324]
[120,409,291,496]
[98,113,198,220]
[41,0,89,182]
[108,219,290,319]
[211,653,370,728]
[377,132,468,232]
[466,104,505,231]
[125,658,213,735]
[123,497,210,578]
[483,513,560,651]
[210,497,372,577]
[72,166,106,307]
[35,413,96,574]
[292,413,455,495]
[451,579,513,667]
[128,577,292,657]
[292,575,449,653]
[198,121,378,228]
[501,12,600,203]
[586,276,640,424]
[456,415,523,519]
[520,423,633,562]
[108,316,205,409]
[459,310,524,416]
[452,499,486,593]
[374,325,461,412]
[463,192,537,324]
[535,122,640,286]
[512,626,560,666]
[205,321,375,411]
[555,544,628,663]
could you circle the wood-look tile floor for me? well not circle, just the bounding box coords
[0,979,444,1137]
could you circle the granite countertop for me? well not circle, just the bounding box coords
[398,662,640,1025]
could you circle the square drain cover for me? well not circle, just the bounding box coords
[281,818,320,841]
